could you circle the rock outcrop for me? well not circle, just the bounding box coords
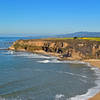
[9,39,100,60]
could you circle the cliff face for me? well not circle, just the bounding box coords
[9,39,100,60]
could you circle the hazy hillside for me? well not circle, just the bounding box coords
[57,32,100,38]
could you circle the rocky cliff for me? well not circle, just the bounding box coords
[9,39,100,60]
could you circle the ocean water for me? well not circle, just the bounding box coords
[0,37,100,100]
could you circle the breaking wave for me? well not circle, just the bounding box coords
[4,50,57,59]
[38,59,88,65]
[55,94,65,100]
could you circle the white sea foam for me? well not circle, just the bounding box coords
[2,50,15,55]
[6,51,57,59]
[55,94,65,100]
[38,59,60,63]
[38,60,50,63]
[8,50,14,54]
[38,59,87,65]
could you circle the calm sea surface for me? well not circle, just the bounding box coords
[0,37,99,100]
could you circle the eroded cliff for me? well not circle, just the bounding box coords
[9,39,100,60]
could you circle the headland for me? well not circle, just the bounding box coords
[9,38,100,67]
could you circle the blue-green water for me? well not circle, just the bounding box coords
[0,37,100,100]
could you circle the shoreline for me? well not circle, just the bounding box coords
[84,59,100,100]
[88,92,100,100]
[9,49,100,100]
[83,59,100,69]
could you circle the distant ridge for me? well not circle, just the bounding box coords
[57,32,100,37]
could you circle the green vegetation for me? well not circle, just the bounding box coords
[46,37,73,40]
[79,37,100,41]
[47,37,100,41]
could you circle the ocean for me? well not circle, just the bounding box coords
[0,37,100,100]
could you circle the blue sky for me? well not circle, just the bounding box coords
[0,0,100,35]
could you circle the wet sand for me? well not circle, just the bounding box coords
[88,92,100,100]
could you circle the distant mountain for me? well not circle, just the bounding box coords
[56,32,100,38]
